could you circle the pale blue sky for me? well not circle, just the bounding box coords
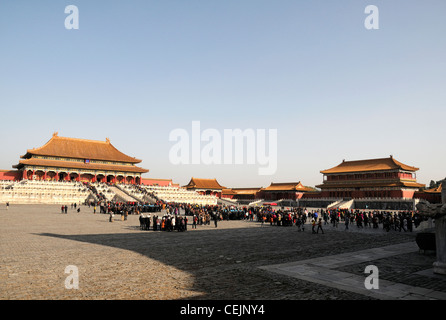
[0,1,445,188]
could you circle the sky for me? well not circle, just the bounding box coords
[0,0,445,188]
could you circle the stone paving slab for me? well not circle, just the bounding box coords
[260,242,446,300]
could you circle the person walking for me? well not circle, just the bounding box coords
[407,215,413,232]
[402,217,408,232]
[296,217,302,231]
[213,213,218,228]
[316,218,324,234]
[153,215,158,231]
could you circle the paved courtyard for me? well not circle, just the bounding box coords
[1,204,446,300]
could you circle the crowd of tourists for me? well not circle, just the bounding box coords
[253,206,428,233]
[178,205,428,234]
[63,193,430,235]
[56,181,430,235]
[139,213,188,232]
[161,204,428,234]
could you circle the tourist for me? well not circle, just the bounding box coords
[156,216,161,231]
[192,215,197,229]
[153,215,158,231]
[407,214,413,232]
[312,219,316,234]
[364,213,369,228]
[213,213,218,228]
[146,214,151,230]
[323,211,328,225]
[356,213,363,228]
[316,218,324,234]
[139,214,144,230]
[372,215,379,229]
[296,217,302,231]
[383,217,390,232]
[402,216,408,232]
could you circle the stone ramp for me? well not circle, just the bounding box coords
[108,186,139,203]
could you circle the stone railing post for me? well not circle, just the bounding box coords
[434,180,446,274]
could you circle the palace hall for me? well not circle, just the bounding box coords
[12,133,149,184]
[316,156,425,199]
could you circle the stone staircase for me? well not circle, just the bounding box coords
[328,199,354,210]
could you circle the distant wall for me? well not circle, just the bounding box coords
[414,191,442,204]
[141,178,174,186]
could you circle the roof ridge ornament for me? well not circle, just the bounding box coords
[53,132,58,137]
[106,137,110,143]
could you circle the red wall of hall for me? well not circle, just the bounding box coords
[0,170,21,181]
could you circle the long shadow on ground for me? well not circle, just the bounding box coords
[37,224,417,299]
